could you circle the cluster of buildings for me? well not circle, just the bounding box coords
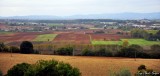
[101,19,160,30]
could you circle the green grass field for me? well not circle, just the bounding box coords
[34,34,57,41]
[146,30,158,34]
[92,39,160,46]
[92,41,122,45]
[0,31,14,35]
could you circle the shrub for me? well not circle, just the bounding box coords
[138,65,146,70]
[95,48,106,56]
[56,62,81,76]
[110,68,131,76]
[7,63,31,76]
[25,60,59,76]
[116,47,136,57]
[33,50,40,54]
[81,48,95,56]
[149,52,160,59]
[146,69,153,73]
[122,40,129,47]
[0,70,2,76]
[3,46,10,52]
[116,47,150,58]
[10,46,20,53]
[25,60,81,76]
[56,47,73,55]
[20,41,34,54]
[150,44,160,58]
[151,44,160,51]
[135,65,159,76]
[0,42,5,52]
[95,48,112,57]
[105,50,113,57]
[7,60,81,76]
[129,44,143,51]
[116,69,131,76]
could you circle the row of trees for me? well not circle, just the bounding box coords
[52,44,160,59]
[131,29,160,41]
[1,41,160,58]
[0,41,34,54]
[0,42,20,53]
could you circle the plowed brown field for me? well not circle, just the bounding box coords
[54,33,90,44]
[0,32,53,42]
[0,53,160,76]
[90,34,125,41]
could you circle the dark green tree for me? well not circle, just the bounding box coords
[151,44,160,51]
[0,70,2,76]
[7,63,31,76]
[25,60,81,76]
[20,41,34,54]
[56,46,73,55]
[10,46,20,53]
[0,42,5,52]
[82,48,95,56]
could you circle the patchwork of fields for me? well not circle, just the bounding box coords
[0,31,159,46]
[0,31,160,76]
[0,53,160,76]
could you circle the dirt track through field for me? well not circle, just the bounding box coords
[0,53,160,76]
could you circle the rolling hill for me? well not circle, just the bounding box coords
[0,12,160,20]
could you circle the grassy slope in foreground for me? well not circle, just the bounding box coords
[0,53,160,76]
[92,39,160,46]
[33,34,57,41]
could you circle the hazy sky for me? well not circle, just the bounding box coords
[0,0,160,16]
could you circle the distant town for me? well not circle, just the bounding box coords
[0,19,160,32]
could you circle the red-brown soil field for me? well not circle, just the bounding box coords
[90,34,125,41]
[0,24,8,29]
[54,33,90,44]
[0,32,53,42]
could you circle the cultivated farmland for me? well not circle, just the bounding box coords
[0,53,160,76]
[122,39,160,46]
[34,34,57,41]
[92,39,160,46]
[54,33,90,44]
[90,34,125,41]
[0,32,38,42]
[0,32,14,35]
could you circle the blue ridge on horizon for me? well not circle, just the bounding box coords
[0,12,160,20]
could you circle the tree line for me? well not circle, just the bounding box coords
[131,29,160,41]
[1,41,160,59]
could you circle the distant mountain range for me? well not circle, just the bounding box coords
[0,12,160,20]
